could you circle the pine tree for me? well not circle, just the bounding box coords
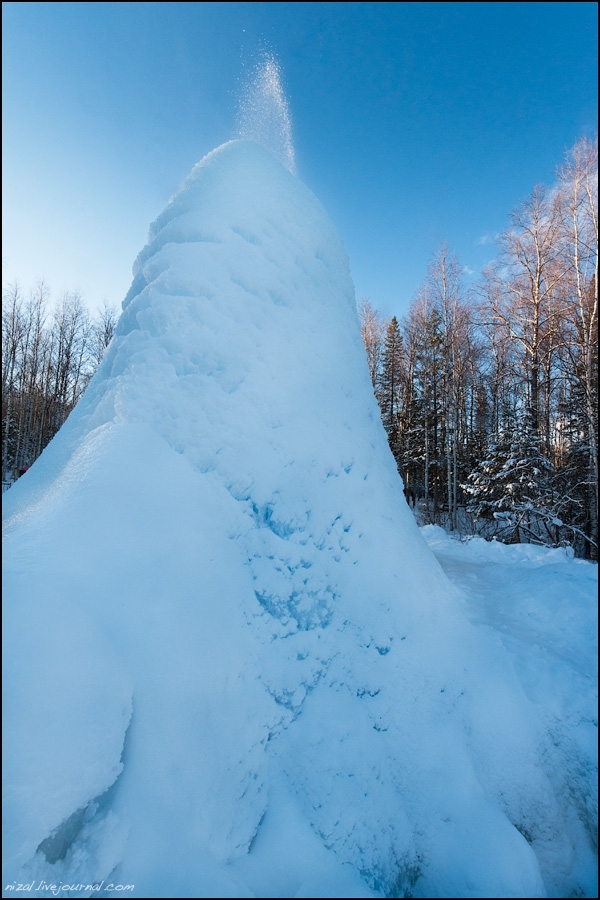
[414,305,444,517]
[377,316,404,465]
[464,408,556,544]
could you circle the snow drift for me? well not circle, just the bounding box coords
[2,140,596,898]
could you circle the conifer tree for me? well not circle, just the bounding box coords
[464,408,555,544]
[377,316,404,464]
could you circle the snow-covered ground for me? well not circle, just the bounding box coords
[2,139,597,899]
[422,525,597,898]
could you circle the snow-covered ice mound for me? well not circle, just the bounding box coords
[3,140,596,898]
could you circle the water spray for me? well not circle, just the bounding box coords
[236,52,296,175]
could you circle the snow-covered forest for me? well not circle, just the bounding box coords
[361,136,598,559]
[1,290,118,483]
[2,137,597,558]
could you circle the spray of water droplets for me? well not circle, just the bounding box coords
[236,53,296,175]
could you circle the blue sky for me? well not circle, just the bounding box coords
[2,1,597,320]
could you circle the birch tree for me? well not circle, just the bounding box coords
[555,136,598,557]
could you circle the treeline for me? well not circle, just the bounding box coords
[361,136,598,560]
[2,282,118,484]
